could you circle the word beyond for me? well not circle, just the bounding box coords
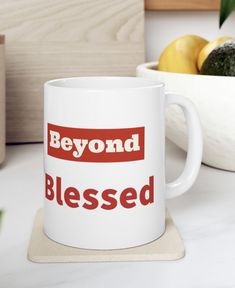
[47,123,145,162]
[45,174,154,210]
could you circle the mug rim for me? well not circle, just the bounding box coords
[44,76,164,91]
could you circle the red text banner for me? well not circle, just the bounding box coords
[48,123,145,162]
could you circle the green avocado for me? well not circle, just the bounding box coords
[201,40,235,76]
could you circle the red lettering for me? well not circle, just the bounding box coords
[64,187,80,208]
[45,173,54,200]
[101,189,117,210]
[56,177,63,206]
[83,189,99,210]
[140,176,154,205]
[120,188,137,209]
[44,173,155,209]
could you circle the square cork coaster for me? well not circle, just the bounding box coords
[28,209,185,263]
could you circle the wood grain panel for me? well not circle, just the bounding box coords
[0,36,5,163]
[0,0,144,143]
[145,0,220,11]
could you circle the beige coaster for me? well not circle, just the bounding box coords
[28,209,185,263]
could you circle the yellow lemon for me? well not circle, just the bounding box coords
[197,36,233,71]
[158,35,208,74]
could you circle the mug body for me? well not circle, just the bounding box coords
[44,77,166,249]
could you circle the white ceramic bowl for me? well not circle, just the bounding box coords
[137,61,235,171]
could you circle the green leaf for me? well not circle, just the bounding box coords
[220,0,235,28]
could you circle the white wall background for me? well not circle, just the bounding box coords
[145,11,235,61]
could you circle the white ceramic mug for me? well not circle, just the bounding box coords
[44,76,202,250]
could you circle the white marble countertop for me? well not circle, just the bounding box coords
[0,140,235,288]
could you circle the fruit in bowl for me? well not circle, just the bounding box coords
[159,35,235,76]
[137,35,235,171]
[197,36,233,71]
[201,39,235,76]
[158,35,208,74]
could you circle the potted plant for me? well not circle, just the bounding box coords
[220,0,235,27]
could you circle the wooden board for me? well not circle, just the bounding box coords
[0,35,5,163]
[28,209,185,263]
[145,0,220,11]
[0,0,144,143]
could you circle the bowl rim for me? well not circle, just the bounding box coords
[137,61,235,80]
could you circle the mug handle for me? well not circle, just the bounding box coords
[165,92,203,199]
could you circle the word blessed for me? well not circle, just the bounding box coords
[45,174,154,210]
[47,123,144,162]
